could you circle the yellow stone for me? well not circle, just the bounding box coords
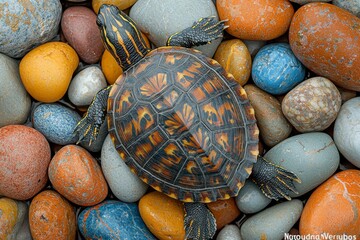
[19,42,79,103]
[0,198,18,239]
[139,191,185,240]
[101,49,123,85]
[92,0,137,13]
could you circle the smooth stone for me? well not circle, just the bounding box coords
[33,103,81,145]
[236,180,272,214]
[242,40,266,58]
[139,191,185,240]
[217,225,242,240]
[0,0,62,58]
[299,170,360,236]
[290,0,331,4]
[207,198,241,230]
[0,125,51,200]
[101,49,123,85]
[48,145,108,206]
[0,53,31,128]
[334,97,360,168]
[78,200,156,239]
[15,208,31,240]
[333,0,360,17]
[252,43,306,95]
[61,6,104,64]
[80,117,108,152]
[244,84,292,147]
[92,0,137,13]
[241,200,303,240]
[0,198,28,240]
[264,132,340,198]
[68,66,107,106]
[130,0,221,57]
[29,190,76,240]
[101,134,148,202]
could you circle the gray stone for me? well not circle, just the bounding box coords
[129,0,221,57]
[242,40,266,58]
[101,135,148,202]
[217,225,242,240]
[333,0,360,18]
[289,0,331,4]
[8,200,29,240]
[0,0,62,58]
[0,53,31,127]
[236,180,271,214]
[240,200,303,240]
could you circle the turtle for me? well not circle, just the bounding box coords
[74,4,301,240]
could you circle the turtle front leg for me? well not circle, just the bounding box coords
[252,156,302,201]
[73,86,111,145]
[184,203,216,240]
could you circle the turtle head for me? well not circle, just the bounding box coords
[97,4,150,71]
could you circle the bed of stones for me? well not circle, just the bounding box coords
[0,0,360,239]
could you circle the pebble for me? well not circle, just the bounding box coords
[264,132,340,198]
[252,43,306,95]
[61,6,104,64]
[334,97,360,168]
[129,0,222,57]
[0,0,62,58]
[240,200,303,240]
[48,145,108,206]
[217,225,242,240]
[282,77,342,132]
[19,42,79,103]
[299,170,360,236]
[217,0,294,40]
[68,66,107,106]
[0,125,51,200]
[242,40,266,58]
[92,0,138,13]
[78,200,156,239]
[236,180,272,214]
[139,191,185,240]
[32,103,81,145]
[213,39,252,86]
[29,190,76,240]
[290,0,331,4]
[333,0,360,17]
[207,198,241,230]
[0,53,31,128]
[101,134,148,202]
[101,49,123,84]
[244,84,292,147]
[0,198,28,240]
[289,2,360,91]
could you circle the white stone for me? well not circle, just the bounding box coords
[217,225,242,240]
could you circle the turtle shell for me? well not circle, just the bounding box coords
[108,46,259,203]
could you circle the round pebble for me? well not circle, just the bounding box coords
[334,97,360,168]
[29,190,76,240]
[240,200,303,240]
[217,224,242,240]
[48,145,108,206]
[289,2,360,91]
[19,42,79,103]
[0,125,51,200]
[333,0,360,17]
[282,77,342,132]
[61,6,104,64]
[236,180,272,214]
[101,134,148,202]
[92,0,137,13]
[299,170,360,236]
[264,132,340,198]
[68,66,107,106]
[0,53,31,128]
[207,198,241,230]
[252,43,306,95]
[244,84,292,147]
[130,0,222,57]
[139,191,185,240]
[32,103,81,145]
[0,0,62,58]
[101,49,123,85]
[79,200,156,239]
[0,198,28,240]
[217,0,294,40]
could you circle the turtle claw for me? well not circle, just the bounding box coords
[73,114,100,146]
[184,203,216,240]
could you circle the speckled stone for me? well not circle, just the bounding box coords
[236,180,271,214]
[129,0,221,57]
[0,198,28,240]
[0,0,62,58]
[290,0,331,4]
[241,200,303,240]
[32,103,81,145]
[217,224,242,240]
[101,134,148,202]
[333,0,360,17]
[0,53,31,128]
[78,200,156,239]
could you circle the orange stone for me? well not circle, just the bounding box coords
[299,170,360,237]
[92,0,137,13]
[101,50,123,85]
[48,145,108,206]
[29,190,76,240]
[207,198,241,229]
[0,198,18,239]
[139,191,185,240]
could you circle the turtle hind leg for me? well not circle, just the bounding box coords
[166,16,227,48]
[252,156,302,201]
[184,203,216,240]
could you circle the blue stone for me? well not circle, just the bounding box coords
[252,43,306,95]
[33,103,81,145]
[78,200,156,240]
